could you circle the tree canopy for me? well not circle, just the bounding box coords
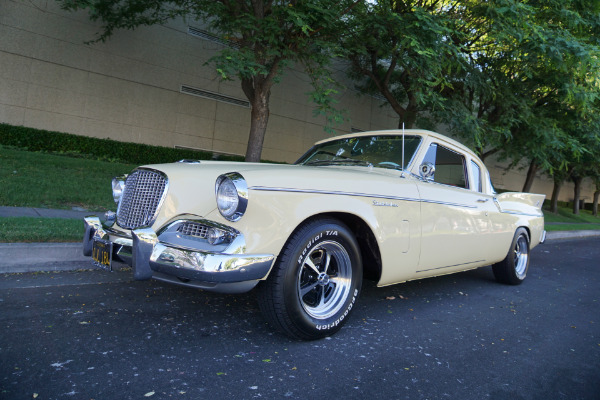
[342,0,599,210]
[59,0,599,212]
[59,0,354,161]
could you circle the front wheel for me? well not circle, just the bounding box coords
[492,228,530,285]
[257,218,362,340]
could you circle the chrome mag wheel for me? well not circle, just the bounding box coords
[297,241,352,319]
[513,234,529,279]
[257,218,362,340]
[493,227,530,285]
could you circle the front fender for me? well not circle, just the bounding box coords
[205,184,423,285]
[206,190,380,254]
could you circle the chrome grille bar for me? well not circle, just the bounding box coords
[176,222,209,239]
[117,169,167,229]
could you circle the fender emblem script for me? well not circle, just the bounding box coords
[373,200,398,208]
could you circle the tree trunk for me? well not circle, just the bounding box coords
[397,103,418,129]
[521,160,538,192]
[593,189,599,217]
[550,180,562,214]
[241,71,276,162]
[245,92,270,162]
[397,115,416,129]
[572,176,583,215]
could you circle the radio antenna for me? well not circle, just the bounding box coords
[401,123,405,178]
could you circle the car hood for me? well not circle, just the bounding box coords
[141,161,412,222]
[145,160,409,193]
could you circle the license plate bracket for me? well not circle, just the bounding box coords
[92,238,113,271]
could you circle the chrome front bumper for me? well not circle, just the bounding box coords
[83,216,275,293]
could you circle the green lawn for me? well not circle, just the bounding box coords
[1,145,136,242]
[543,206,600,232]
[545,223,600,232]
[0,217,83,242]
[543,206,599,224]
[0,145,136,211]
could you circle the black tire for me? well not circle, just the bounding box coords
[257,218,362,340]
[492,228,530,285]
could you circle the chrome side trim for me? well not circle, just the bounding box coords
[249,186,477,209]
[416,259,486,273]
[500,210,544,217]
[420,199,477,209]
[249,186,420,203]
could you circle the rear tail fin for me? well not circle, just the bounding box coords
[495,192,546,216]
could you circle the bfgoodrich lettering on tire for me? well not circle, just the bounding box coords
[492,227,530,285]
[257,218,362,340]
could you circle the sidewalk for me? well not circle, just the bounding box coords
[1,207,599,274]
[0,206,94,220]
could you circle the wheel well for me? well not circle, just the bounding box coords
[296,212,382,282]
[519,226,531,241]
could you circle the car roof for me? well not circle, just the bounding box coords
[314,129,480,163]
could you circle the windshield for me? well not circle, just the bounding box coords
[295,135,422,170]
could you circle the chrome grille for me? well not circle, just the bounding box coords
[117,169,167,229]
[176,222,209,239]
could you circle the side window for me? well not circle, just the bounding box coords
[471,161,482,192]
[423,143,468,189]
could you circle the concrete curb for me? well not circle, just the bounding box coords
[545,230,600,241]
[0,243,90,274]
[0,231,598,274]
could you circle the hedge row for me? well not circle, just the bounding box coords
[0,123,246,164]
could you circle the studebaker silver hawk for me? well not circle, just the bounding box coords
[83,129,546,339]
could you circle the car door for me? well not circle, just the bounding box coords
[415,142,497,277]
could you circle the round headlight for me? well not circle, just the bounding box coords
[111,176,126,204]
[215,173,248,221]
[216,178,238,217]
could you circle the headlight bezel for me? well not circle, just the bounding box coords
[215,172,248,222]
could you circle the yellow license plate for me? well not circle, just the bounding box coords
[92,239,113,271]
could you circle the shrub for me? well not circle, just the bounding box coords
[0,123,245,164]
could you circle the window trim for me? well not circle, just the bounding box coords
[470,160,483,193]
[424,142,470,190]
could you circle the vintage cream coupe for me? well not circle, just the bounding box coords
[83,129,546,339]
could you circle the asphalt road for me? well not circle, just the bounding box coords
[1,238,598,400]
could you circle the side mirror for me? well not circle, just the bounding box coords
[419,162,435,180]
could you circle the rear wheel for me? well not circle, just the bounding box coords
[492,228,530,285]
[257,218,362,340]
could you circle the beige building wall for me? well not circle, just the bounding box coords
[0,0,596,203]
[487,157,596,207]
[0,0,398,161]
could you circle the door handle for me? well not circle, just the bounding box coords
[476,198,489,203]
